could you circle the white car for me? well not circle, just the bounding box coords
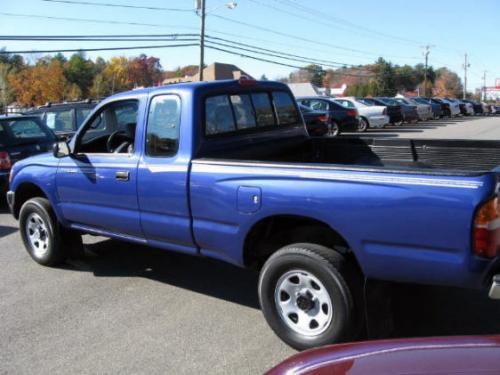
[435,98,461,117]
[333,97,389,132]
[394,97,433,121]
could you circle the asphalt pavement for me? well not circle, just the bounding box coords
[1,115,500,375]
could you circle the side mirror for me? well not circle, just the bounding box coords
[53,141,71,158]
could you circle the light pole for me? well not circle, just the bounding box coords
[421,45,434,97]
[463,53,470,99]
[195,1,237,81]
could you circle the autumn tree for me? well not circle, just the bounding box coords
[0,63,10,113]
[434,68,463,97]
[103,56,130,94]
[9,60,67,106]
[128,54,162,87]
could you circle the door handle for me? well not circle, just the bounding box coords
[115,171,130,181]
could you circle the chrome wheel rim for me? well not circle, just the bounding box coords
[274,269,333,337]
[358,119,367,131]
[326,123,339,137]
[26,213,50,258]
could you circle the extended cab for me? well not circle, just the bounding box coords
[6,79,500,350]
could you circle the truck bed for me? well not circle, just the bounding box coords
[199,137,500,175]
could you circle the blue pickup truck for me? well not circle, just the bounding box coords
[6,79,500,350]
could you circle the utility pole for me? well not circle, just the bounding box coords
[462,53,470,99]
[482,71,487,101]
[422,45,434,97]
[196,0,206,81]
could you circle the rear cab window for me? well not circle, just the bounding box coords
[204,90,298,136]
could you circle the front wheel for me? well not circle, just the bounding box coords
[258,243,360,350]
[325,121,340,137]
[19,197,81,266]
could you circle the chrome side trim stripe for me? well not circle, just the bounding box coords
[196,164,484,189]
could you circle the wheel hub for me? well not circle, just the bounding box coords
[274,269,333,337]
[26,212,50,258]
[296,293,315,312]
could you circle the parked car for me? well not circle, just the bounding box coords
[356,97,404,126]
[413,97,443,119]
[394,97,433,121]
[375,97,419,123]
[266,335,500,375]
[433,97,461,117]
[333,97,389,131]
[6,79,500,350]
[298,104,333,137]
[462,99,483,115]
[0,115,57,196]
[26,100,98,140]
[296,96,360,135]
[448,98,474,116]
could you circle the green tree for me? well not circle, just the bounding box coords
[64,52,95,97]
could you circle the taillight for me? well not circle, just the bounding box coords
[318,115,328,122]
[346,109,357,117]
[473,197,500,258]
[383,107,387,115]
[0,151,11,170]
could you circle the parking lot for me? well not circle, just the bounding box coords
[344,114,500,139]
[1,115,500,374]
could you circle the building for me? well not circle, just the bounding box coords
[162,62,253,84]
[288,83,329,97]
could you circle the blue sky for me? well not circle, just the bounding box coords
[1,0,499,91]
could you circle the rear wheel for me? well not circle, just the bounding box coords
[19,197,82,266]
[258,243,361,350]
[357,118,368,132]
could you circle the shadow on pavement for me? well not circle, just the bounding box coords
[392,283,500,337]
[61,237,500,338]
[0,225,18,238]
[64,238,260,309]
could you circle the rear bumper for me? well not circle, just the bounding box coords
[489,275,500,299]
[369,115,389,128]
[339,117,360,131]
[388,113,404,124]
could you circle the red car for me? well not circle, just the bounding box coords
[266,336,500,375]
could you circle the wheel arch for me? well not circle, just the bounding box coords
[12,182,50,219]
[243,214,361,272]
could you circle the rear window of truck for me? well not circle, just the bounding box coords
[204,90,298,136]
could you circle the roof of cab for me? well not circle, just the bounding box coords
[111,79,290,99]
[0,114,39,120]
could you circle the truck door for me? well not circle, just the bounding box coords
[56,99,142,238]
[137,94,197,254]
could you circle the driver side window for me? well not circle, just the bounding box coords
[79,100,138,154]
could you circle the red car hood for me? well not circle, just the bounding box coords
[266,336,500,375]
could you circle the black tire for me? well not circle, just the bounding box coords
[19,197,82,266]
[357,117,368,132]
[258,243,360,350]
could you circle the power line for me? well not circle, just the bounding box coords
[41,0,194,12]
[0,12,200,31]
[211,14,420,60]
[0,35,199,41]
[0,43,199,54]
[0,33,442,79]
[0,34,427,78]
[249,0,422,47]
